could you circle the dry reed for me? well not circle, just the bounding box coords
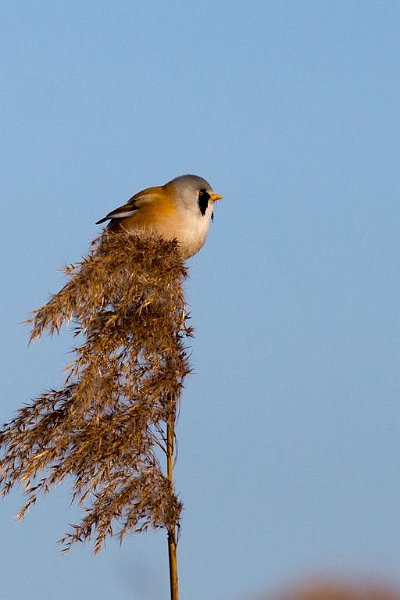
[0,231,191,555]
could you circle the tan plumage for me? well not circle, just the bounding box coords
[96,175,222,258]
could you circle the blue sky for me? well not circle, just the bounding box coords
[1,1,400,599]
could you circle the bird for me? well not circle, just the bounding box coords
[96,174,222,259]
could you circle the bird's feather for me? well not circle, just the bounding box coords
[96,207,137,224]
[96,186,177,232]
[96,186,165,225]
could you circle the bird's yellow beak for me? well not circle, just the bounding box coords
[210,193,223,202]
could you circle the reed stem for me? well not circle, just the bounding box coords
[166,413,179,600]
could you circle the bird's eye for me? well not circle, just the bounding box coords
[198,189,210,216]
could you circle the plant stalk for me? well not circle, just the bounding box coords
[167,413,179,600]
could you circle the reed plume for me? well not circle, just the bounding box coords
[0,231,191,561]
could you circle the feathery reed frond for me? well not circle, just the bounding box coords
[0,232,191,553]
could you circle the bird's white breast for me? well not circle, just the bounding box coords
[176,202,214,258]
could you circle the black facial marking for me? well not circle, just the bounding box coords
[198,189,210,216]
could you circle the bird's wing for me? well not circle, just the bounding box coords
[96,186,162,224]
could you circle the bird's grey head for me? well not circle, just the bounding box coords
[168,174,213,192]
[166,174,219,216]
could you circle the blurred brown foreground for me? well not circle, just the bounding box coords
[271,580,400,600]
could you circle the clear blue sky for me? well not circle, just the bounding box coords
[1,2,400,599]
